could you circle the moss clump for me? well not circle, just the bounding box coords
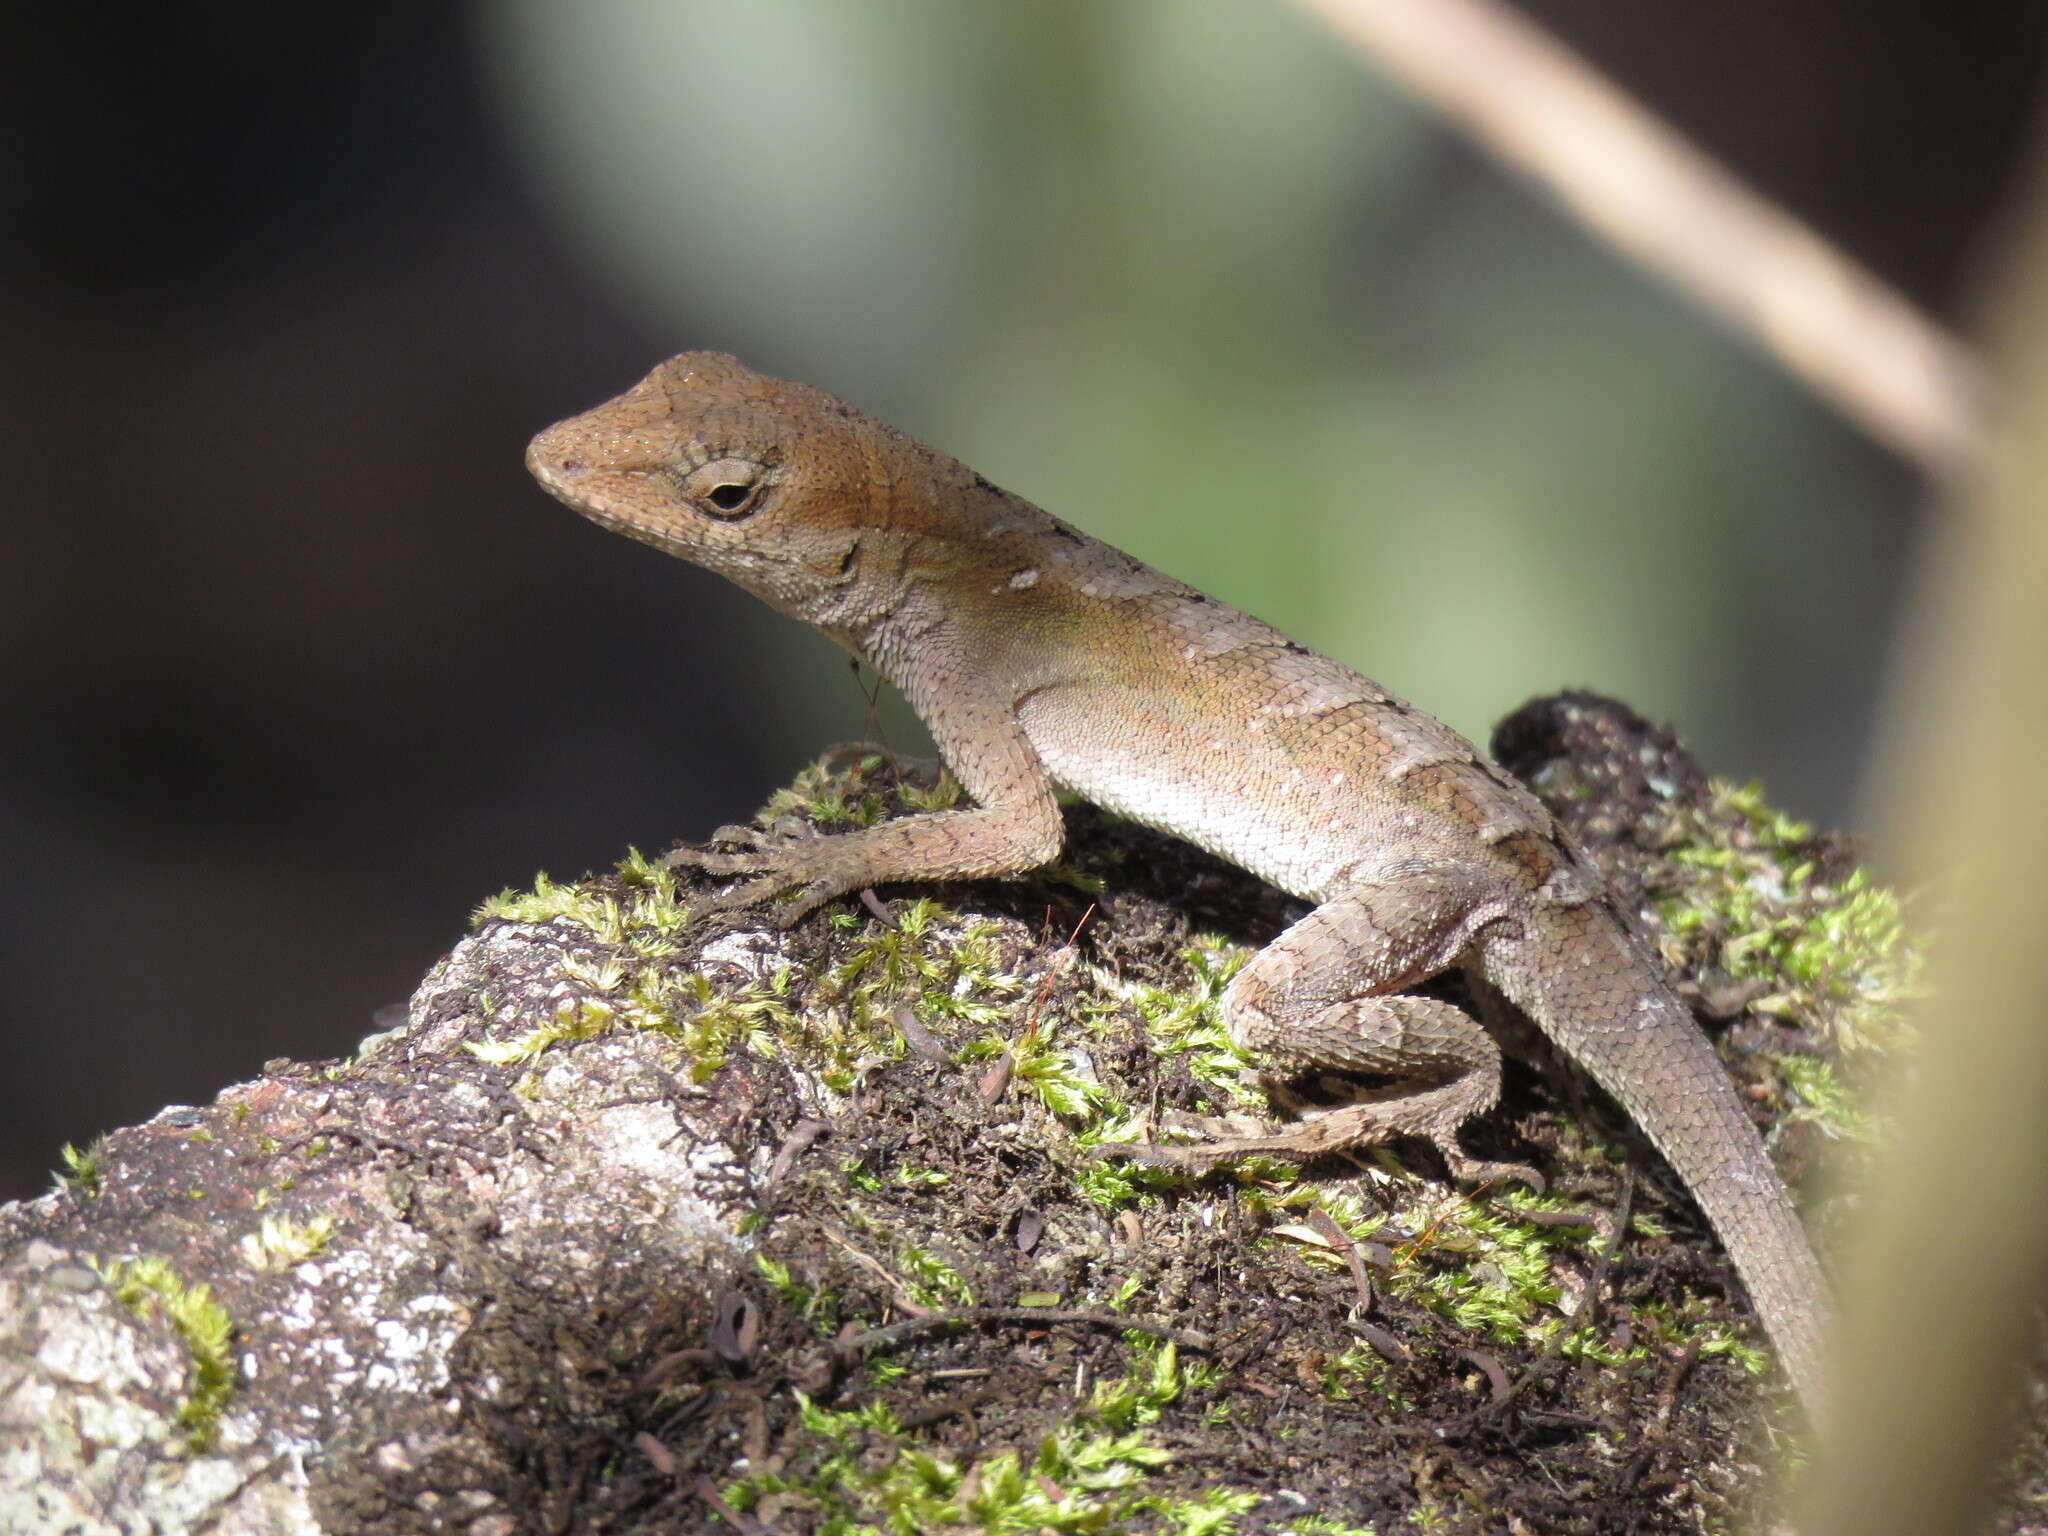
[464,748,1874,1522]
[237,1213,336,1271]
[466,847,800,1077]
[1649,780,1919,1148]
[1659,781,1920,1055]
[718,1341,1272,1535]
[468,838,1045,1099]
[54,1134,108,1197]
[754,751,901,829]
[473,847,691,951]
[93,1254,235,1453]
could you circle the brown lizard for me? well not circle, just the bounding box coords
[526,351,1829,1414]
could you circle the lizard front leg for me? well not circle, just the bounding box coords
[1106,875,1539,1188]
[670,683,1066,921]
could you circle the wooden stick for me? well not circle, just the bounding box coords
[1287,0,1984,473]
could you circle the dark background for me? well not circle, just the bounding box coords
[4,2,2042,1200]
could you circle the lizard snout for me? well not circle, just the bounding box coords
[524,428,595,496]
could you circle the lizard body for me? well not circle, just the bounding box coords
[526,351,1828,1412]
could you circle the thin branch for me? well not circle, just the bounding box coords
[1794,145,2048,1534]
[1286,0,1984,474]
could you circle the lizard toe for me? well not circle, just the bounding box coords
[1435,1143,1546,1194]
[708,822,779,848]
[1090,1139,1222,1172]
[668,846,783,876]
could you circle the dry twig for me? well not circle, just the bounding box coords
[1287,0,1984,473]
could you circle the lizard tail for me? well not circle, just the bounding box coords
[1481,899,1829,1416]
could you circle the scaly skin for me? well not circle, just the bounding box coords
[526,351,1829,1413]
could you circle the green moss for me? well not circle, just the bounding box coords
[1553,1289,1767,1385]
[1110,937,1256,1102]
[756,753,895,828]
[474,869,626,936]
[898,769,965,814]
[237,1213,336,1270]
[888,1239,974,1311]
[93,1255,235,1453]
[1658,780,1921,1058]
[962,1011,1112,1124]
[840,1208,975,1310]
[464,955,804,1085]
[1318,1343,1413,1412]
[475,847,694,954]
[470,752,1857,1485]
[463,766,1092,1108]
[1258,1180,1594,1347]
[721,1341,1269,1534]
[1061,937,1286,1209]
[1243,1141,1753,1372]
[465,994,629,1067]
[756,1252,837,1330]
[798,898,1031,1093]
[54,1134,107,1197]
[1772,1053,1877,1142]
[466,878,1012,1103]
[841,1158,884,1196]
[847,899,998,998]
[467,844,804,1077]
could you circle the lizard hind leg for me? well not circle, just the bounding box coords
[1104,889,1541,1190]
[1106,993,1541,1190]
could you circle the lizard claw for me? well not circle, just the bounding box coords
[709,822,785,849]
[664,825,793,870]
[667,823,855,926]
[1434,1146,1546,1195]
[666,828,823,881]
[669,839,848,926]
[681,873,834,927]
[1092,1139,1241,1176]
[668,847,777,876]
[1093,1117,1545,1194]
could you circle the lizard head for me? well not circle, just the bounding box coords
[526,351,919,628]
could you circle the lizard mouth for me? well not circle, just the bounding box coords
[526,441,634,532]
[526,434,691,558]
[524,433,637,521]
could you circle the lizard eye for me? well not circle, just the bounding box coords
[681,457,768,519]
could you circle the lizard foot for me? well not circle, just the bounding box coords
[686,875,839,928]
[664,824,807,872]
[664,829,853,926]
[662,847,843,929]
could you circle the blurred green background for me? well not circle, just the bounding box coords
[4,0,2039,1197]
[488,0,1903,773]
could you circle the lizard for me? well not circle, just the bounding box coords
[525,350,1830,1415]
